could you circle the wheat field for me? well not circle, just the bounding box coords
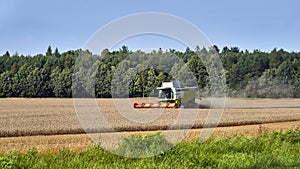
[0,98,299,152]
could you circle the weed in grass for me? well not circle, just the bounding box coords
[115,132,173,158]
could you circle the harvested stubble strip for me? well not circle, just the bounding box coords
[0,128,85,137]
[1,119,300,137]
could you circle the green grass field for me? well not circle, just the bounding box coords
[1,130,300,169]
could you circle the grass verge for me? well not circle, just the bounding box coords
[1,130,300,169]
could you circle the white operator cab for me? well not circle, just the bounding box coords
[157,81,183,101]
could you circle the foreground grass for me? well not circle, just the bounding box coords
[1,131,300,169]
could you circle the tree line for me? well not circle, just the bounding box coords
[0,45,299,98]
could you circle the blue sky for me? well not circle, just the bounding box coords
[0,0,300,55]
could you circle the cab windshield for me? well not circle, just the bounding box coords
[158,88,173,99]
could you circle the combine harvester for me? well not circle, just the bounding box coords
[133,81,198,108]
